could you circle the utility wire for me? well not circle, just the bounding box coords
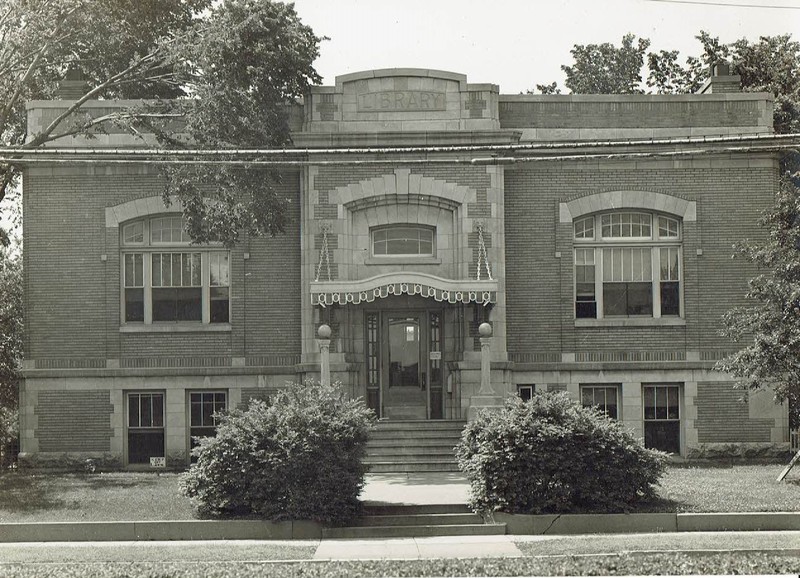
[644,0,800,9]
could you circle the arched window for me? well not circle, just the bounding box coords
[574,211,681,319]
[121,216,230,325]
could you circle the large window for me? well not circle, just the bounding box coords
[371,225,434,257]
[574,212,682,319]
[121,216,230,325]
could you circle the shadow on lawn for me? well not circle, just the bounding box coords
[0,473,78,514]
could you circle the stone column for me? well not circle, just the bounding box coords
[317,324,331,386]
[468,323,503,421]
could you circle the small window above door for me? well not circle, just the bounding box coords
[371,225,435,257]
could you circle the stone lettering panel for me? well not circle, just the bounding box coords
[357,91,446,112]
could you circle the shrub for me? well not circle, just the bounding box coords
[0,406,18,468]
[181,381,376,524]
[455,392,667,515]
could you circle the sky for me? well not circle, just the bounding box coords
[290,0,800,94]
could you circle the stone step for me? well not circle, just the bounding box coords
[322,523,505,539]
[350,512,483,527]
[363,504,470,516]
[366,447,456,457]
[374,420,466,430]
[366,461,461,473]
[366,437,460,447]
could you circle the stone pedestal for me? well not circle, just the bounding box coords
[468,323,503,421]
[317,324,331,386]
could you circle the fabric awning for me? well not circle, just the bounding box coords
[311,272,498,307]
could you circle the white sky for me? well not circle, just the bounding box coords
[290,0,800,94]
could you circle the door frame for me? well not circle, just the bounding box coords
[364,307,445,419]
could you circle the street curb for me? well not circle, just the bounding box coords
[1,512,799,542]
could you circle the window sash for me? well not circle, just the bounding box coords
[128,393,164,428]
[121,251,230,325]
[643,385,680,421]
[581,385,619,419]
[190,392,227,428]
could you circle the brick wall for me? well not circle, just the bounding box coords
[34,390,114,451]
[499,97,765,129]
[504,163,774,358]
[696,382,773,443]
[23,166,302,366]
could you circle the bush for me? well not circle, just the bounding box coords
[455,392,667,515]
[181,381,376,524]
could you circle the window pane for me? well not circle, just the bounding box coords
[656,387,668,419]
[172,254,183,286]
[152,288,177,321]
[125,288,144,322]
[643,387,656,420]
[123,222,144,244]
[176,287,202,321]
[603,283,627,316]
[161,254,172,286]
[152,394,164,428]
[128,394,140,427]
[659,216,679,238]
[192,253,202,286]
[141,395,152,427]
[372,226,434,256]
[627,282,653,315]
[210,287,229,323]
[661,281,680,316]
[574,217,594,239]
[210,253,229,287]
[667,387,680,419]
[190,398,202,427]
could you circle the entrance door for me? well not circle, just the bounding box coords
[383,315,427,419]
[365,309,444,420]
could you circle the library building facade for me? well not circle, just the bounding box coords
[19,67,790,469]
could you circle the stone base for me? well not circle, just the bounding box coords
[467,395,504,422]
[685,442,792,460]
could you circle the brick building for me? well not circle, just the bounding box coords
[19,68,790,469]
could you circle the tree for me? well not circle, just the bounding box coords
[540,33,651,95]
[0,241,21,465]
[716,171,800,411]
[0,0,322,246]
[648,32,800,134]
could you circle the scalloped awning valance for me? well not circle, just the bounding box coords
[311,272,498,307]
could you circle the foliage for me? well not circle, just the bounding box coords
[717,175,800,406]
[0,244,21,407]
[539,30,799,134]
[0,0,322,246]
[181,381,375,524]
[648,32,800,134]
[0,244,21,464]
[455,392,667,515]
[560,34,651,94]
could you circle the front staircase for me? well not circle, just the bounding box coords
[364,419,466,473]
[323,504,505,538]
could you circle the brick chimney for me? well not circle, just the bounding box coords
[697,61,741,94]
[56,66,91,100]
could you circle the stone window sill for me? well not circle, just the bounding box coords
[575,317,686,328]
[120,323,232,333]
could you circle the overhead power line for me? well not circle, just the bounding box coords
[645,0,800,9]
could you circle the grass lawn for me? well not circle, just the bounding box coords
[1,553,799,577]
[0,463,799,523]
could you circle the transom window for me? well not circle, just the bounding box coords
[371,225,434,257]
[121,216,230,325]
[574,211,682,319]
